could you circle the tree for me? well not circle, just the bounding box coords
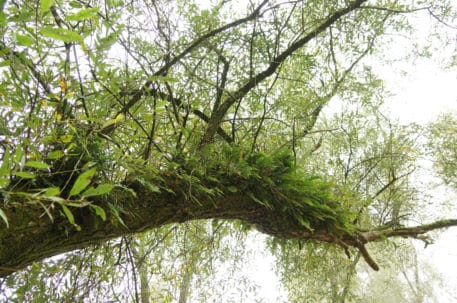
[0,0,456,296]
[429,113,457,189]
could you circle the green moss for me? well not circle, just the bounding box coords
[148,147,357,235]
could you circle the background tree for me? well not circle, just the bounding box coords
[0,0,456,301]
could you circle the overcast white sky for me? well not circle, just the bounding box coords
[383,59,457,302]
[242,4,457,302]
[243,63,457,301]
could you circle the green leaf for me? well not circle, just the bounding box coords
[0,178,10,188]
[65,7,99,21]
[247,191,272,209]
[9,11,33,22]
[13,146,24,164]
[82,183,114,197]
[227,185,238,193]
[107,202,126,227]
[47,150,65,159]
[0,12,6,27]
[25,161,50,170]
[40,27,83,43]
[40,0,54,14]
[100,118,117,130]
[297,216,314,231]
[60,204,75,225]
[68,168,96,197]
[0,60,11,67]
[59,134,73,143]
[90,204,106,221]
[100,113,124,130]
[44,187,60,197]
[136,177,160,193]
[16,34,34,47]
[0,147,10,178]
[69,1,82,8]
[15,171,36,179]
[0,208,8,228]
[95,26,123,51]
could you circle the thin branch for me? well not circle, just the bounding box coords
[361,219,457,241]
[360,4,431,14]
[427,7,457,29]
[372,169,414,199]
[117,87,233,143]
[153,0,269,77]
[116,0,269,118]
[213,49,230,115]
[0,46,52,94]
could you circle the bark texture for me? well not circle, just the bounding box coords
[1,173,456,277]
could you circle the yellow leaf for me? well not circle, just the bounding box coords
[59,75,67,93]
[100,119,116,130]
[114,113,125,122]
[64,91,74,98]
[101,113,125,130]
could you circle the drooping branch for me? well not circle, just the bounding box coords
[280,219,457,271]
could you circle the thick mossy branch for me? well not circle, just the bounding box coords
[1,149,457,276]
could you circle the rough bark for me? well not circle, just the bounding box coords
[1,174,456,278]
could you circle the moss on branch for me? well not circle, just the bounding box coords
[1,149,457,276]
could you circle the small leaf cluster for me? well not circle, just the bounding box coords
[0,131,113,228]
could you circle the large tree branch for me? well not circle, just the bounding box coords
[1,168,456,277]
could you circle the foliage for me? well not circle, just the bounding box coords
[1,221,264,303]
[0,0,456,301]
[429,113,457,188]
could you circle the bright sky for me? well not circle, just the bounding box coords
[374,7,457,297]
[244,61,457,300]
[384,61,457,124]
[383,59,457,302]
[241,4,457,302]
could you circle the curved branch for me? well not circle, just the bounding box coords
[2,164,456,278]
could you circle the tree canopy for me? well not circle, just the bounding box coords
[0,0,456,301]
